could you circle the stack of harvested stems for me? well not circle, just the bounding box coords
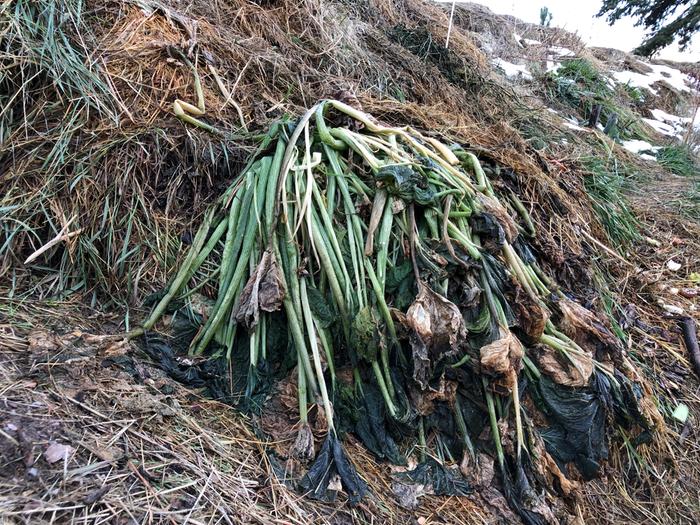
[141,100,657,516]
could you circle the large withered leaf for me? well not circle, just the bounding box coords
[233,250,285,329]
[479,328,524,391]
[509,282,549,341]
[405,282,467,389]
[533,343,593,388]
[556,298,622,360]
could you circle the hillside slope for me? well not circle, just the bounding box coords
[1,1,699,524]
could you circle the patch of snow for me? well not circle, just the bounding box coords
[612,63,692,95]
[523,37,541,46]
[546,60,562,73]
[621,139,659,155]
[639,153,657,161]
[492,58,532,81]
[643,109,693,137]
[512,32,524,48]
[642,118,677,137]
[651,108,690,124]
[550,46,575,57]
[565,121,585,131]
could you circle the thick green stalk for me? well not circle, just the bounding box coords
[454,394,475,459]
[310,211,350,338]
[218,191,243,295]
[191,162,270,354]
[264,138,287,239]
[484,377,505,469]
[376,195,394,294]
[275,233,318,394]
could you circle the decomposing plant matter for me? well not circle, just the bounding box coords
[141,100,660,522]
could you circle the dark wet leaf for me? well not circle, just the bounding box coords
[394,458,471,496]
[531,373,612,480]
[376,164,435,205]
[354,384,404,464]
[306,286,335,328]
[299,433,368,504]
[470,212,506,253]
[351,306,380,363]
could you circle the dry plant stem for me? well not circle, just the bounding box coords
[24,215,81,264]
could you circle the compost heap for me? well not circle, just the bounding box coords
[0,0,673,521]
[141,99,661,523]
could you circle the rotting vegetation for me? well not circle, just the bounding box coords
[1,1,700,524]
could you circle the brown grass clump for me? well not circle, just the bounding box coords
[1,0,700,524]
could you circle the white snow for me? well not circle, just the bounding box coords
[550,46,575,57]
[546,60,562,73]
[621,139,659,155]
[612,63,693,95]
[642,109,693,138]
[492,58,532,80]
[512,32,540,47]
[651,108,690,124]
[512,32,524,48]
[642,118,677,137]
[564,121,585,131]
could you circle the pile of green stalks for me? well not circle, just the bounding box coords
[140,100,657,517]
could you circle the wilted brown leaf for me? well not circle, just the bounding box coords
[233,249,285,329]
[405,282,467,389]
[534,343,593,387]
[479,328,523,391]
[44,442,75,464]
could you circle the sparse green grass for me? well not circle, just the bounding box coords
[656,145,697,177]
[580,155,640,248]
[671,180,700,221]
[546,58,648,141]
[621,83,646,106]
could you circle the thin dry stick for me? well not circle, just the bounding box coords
[445,1,457,48]
[24,216,82,265]
[579,228,634,268]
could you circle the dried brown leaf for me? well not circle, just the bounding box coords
[405,282,467,389]
[479,328,523,391]
[534,343,593,387]
[233,249,285,329]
